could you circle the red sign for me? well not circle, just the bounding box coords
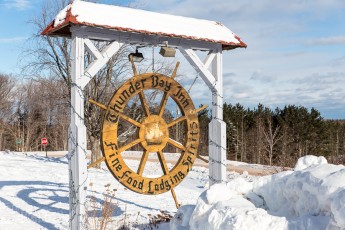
[41,138,48,146]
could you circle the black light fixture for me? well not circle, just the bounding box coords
[128,49,144,62]
[159,41,176,57]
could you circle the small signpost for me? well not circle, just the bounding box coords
[41,137,48,157]
[16,139,21,151]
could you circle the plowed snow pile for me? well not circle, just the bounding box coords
[171,155,345,230]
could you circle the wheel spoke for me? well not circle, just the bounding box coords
[158,149,180,209]
[197,155,209,163]
[170,189,180,209]
[89,99,107,110]
[118,138,144,153]
[129,55,138,76]
[166,105,209,128]
[87,157,105,169]
[193,104,208,114]
[139,91,150,117]
[119,114,142,128]
[158,92,169,117]
[89,99,142,127]
[170,61,180,80]
[137,150,149,176]
[167,116,187,128]
[157,151,169,175]
[168,138,186,151]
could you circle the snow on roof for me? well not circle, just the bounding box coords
[42,0,247,50]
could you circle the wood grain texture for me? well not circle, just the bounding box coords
[101,72,200,195]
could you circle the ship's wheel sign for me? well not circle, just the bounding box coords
[90,62,207,197]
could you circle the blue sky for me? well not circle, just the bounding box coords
[0,0,345,119]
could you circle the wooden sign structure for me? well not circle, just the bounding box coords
[41,1,246,229]
[89,61,209,207]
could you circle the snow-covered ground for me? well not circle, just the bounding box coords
[0,151,253,229]
[1,151,345,229]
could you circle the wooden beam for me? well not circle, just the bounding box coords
[178,48,218,91]
[203,51,216,69]
[83,26,219,51]
[83,41,123,88]
[84,38,103,60]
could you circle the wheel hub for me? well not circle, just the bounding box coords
[139,115,169,152]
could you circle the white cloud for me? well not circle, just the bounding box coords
[0,36,27,43]
[306,36,345,46]
[250,70,276,83]
[2,0,32,10]
[129,0,345,118]
[331,56,345,67]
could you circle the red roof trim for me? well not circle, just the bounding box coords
[41,7,78,36]
[65,7,78,24]
[233,35,247,49]
[41,20,56,35]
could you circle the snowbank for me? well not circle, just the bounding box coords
[172,156,345,229]
[294,155,328,171]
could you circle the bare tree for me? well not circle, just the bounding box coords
[0,73,15,150]
[22,0,181,167]
[22,0,132,166]
[255,105,264,164]
[263,117,282,165]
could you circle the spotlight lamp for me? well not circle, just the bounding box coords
[159,42,176,57]
[128,49,144,62]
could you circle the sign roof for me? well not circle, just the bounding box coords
[42,0,247,50]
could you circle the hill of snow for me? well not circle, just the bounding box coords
[171,155,345,229]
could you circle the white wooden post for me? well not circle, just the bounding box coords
[69,27,88,230]
[209,51,227,185]
[68,26,124,229]
[179,47,227,185]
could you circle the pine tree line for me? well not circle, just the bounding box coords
[198,103,345,167]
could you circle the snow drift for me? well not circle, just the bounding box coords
[171,155,345,229]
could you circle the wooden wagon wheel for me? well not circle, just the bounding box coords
[89,62,208,208]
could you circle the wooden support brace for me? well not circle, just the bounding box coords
[178,47,217,91]
[83,41,123,88]
[203,51,216,69]
[84,38,103,60]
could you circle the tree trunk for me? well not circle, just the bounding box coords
[90,135,102,169]
[257,120,262,164]
[297,142,303,159]
[281,129,287,166]
[336,131,339,159]
[0,130,3,150]
[269,145,273,166]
